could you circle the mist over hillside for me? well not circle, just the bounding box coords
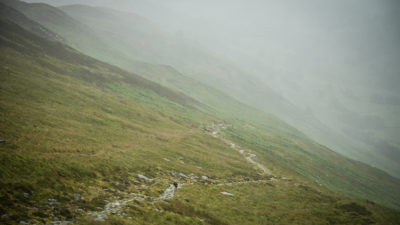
[1,0,400,224]
[23,0,400,178]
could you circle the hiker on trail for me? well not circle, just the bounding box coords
[173,182,178,192]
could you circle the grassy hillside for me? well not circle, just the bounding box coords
[3,1,400,209]
[0,0,129,67]
[130,63,400,210]
[30,2,315,135]
[1,15,400,225]
[0,18,257,223]
[5,0,385,182]
[57,2,400,179]
[58,4,304,121]
[0,2,62,41]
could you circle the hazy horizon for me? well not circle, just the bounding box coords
[23,0,400,177]
[3,1,400,222]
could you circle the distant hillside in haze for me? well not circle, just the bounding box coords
[55,0,400,179]
[0,2,62,41]
[6,2,379,182]
[1,4,400,224]
[0,0,400,206]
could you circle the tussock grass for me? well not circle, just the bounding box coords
[0,19,399,224]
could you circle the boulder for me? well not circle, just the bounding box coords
[179,173,188,179]
[221,192,234,197]
[137,174,153,182]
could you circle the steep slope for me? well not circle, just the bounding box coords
[0,0,128,66]
[24,2,314,136]
[1,18,400,224]
[56,3,396,178]
[216,0,400,177]
[0,2,62,41]
[45,0,400,179]
[2,0,400,210]
[57,4,296,116]
[3,1,368,181]
[0,18,258,223]
[132,63,400,211]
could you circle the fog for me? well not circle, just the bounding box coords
[25,0,400,177]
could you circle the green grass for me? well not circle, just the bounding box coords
[0,19,259,223]
[160,181,400,225]
[0,18,400,224]
[223,124,400,210]
[128,62,400,210]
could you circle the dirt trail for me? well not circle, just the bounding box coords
[89,183,181,221]
[246,154,271,175]
[206,123,272,175]
[156,184,181,201]
[87,123,275,222]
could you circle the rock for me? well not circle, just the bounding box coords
[73,193,81,200]
[75,209,84,213]
[221,192,234,197]
[239,150,245,154]
[48,198,57,204]
[201,176,208,180]
[157,185,176,200]
[23,192,30,198]
[51,221,72,225]
[137,174,153,182]
[105,201,122,215]
[0,140,6,144]
[93,213,105,222]
[163,158,170,162]
[19,221,29,225]
[1,214,9,219]
[189,173,198,179]
[179,173,188,179]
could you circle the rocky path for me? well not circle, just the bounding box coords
[206,123,272,176]
[245,154,271,175]
[156,184,179,200]
[88,183,182,222]
[16,123,285,224]
[83,123,276,223]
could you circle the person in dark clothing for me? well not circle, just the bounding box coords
[173,182,178,192]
